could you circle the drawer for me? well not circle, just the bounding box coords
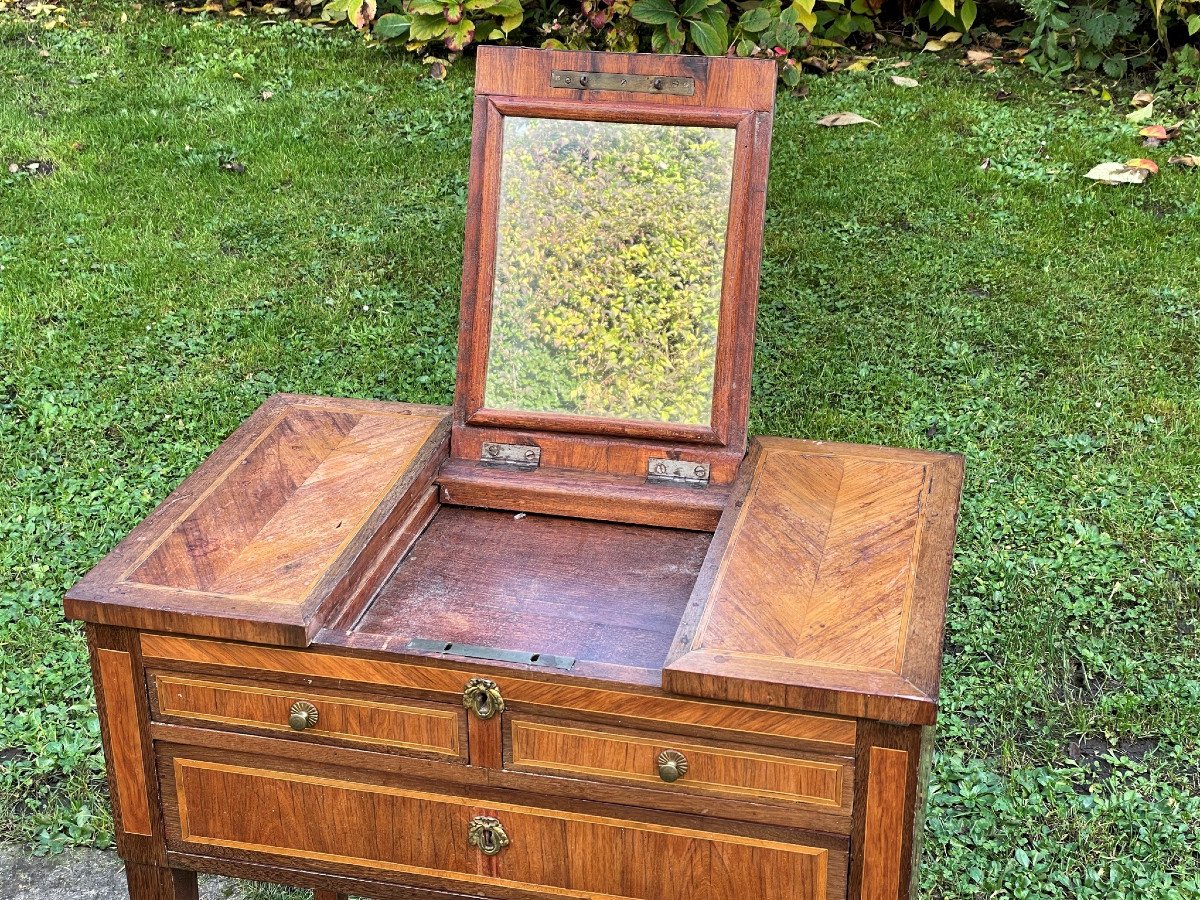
[149,673,467,761]
[162,749,846,900]
[506,715,854,816]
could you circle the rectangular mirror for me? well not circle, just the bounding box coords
[483,116,736,426]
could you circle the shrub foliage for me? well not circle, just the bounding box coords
[316,0,1200,83]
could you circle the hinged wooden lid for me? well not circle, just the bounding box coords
[450,48,777,492]
[665,437,966,725]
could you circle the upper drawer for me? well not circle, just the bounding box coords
[149,673,467,762]
[506,715,853,817]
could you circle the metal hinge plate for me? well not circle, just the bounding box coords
[480,442,541,471]
[550,70,696,97]
[646,457,711,487]
[407,638,575,671]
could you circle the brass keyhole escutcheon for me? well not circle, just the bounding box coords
[657,749,688,783]
[467,816,510,857]
[463,678,505,720]
[288,700,318,731]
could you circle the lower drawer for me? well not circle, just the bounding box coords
[161,747,847,900]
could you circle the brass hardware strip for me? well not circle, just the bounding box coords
[550,70,696,97]
[407,638,575,671]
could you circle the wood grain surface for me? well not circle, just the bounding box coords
[151,674,466,759]
[353,506,711,674]
[666,436,965,725]
[96,648,154,836]
[165,755,838,900]
[506,716,852,811]
[140,634,857,751]
[65,394,450,645]
[860,748,909,900]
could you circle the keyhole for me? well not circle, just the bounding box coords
[477,696,491,717]
[482,830,495,852]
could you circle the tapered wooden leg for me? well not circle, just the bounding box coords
[124,862,198,900]
[313,892,350,900]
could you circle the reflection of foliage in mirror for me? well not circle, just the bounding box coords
[484,117,734,425]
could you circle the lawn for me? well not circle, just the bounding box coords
[1,3,1198,897]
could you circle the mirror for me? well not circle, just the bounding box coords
[483,116,736,426]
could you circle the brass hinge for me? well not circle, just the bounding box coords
[480,442,541,471]
[550,70,696,97]
[646,457,711,487]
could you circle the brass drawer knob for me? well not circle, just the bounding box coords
[288,700,319,731]
[463,678,505,720]
[657,749,689,783]
[467,816,509,856]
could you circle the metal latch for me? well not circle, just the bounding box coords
[550,70,696,97]
[480,441,541,471]
[406,638,575,671]
[646,457,710,487]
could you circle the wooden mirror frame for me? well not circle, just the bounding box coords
[452,48,776,489]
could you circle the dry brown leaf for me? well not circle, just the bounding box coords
[891,75,920,87]
[259,90,274,101]
[1085,162,1149,185]
[966,49,993,64]
[890,59,913,68]
[979,157,993,170]
[1131,90,1154,108]
[817,112,879,127]
[1168,155,1199,167]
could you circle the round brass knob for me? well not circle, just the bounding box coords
[467,816,510,856]
[657,749,688,783]
[288,700,319,731]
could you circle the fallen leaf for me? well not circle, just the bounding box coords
[891,75,919,87]
[1131,90,1154,108]
[924,40,949,51]
[966,49,993,64]
[941,31,963,42]
[1125,102,1154,124]
[845,56,878,72]
[1168,155,1199,167]
[979,157,992,170]
[7,163,17,174]
[1085,161,1149,185]
[802,56,829,73]
[817,112,879,127]
[890,60,912,68]
[220,158,246,174]
[1126,158,1159,174]
[994,89,1017,102]
[259,90,274,101]
[428,60,447,81]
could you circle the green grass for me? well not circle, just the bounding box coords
[1,4,1198,898]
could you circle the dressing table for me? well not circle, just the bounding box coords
[66,46,964,900]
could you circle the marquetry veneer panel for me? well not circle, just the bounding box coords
[507,717,852,814]
[65,394,450,645]
[140,634,857,752]
[667,437,964,726]
[165,756,844,900]
[150,674,466,760]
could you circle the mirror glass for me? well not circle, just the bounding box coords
[483,116,736,425]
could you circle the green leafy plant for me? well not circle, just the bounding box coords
[630,0,730,55]
[369,0,523,51]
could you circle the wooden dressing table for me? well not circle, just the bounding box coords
[66,46,964,900]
